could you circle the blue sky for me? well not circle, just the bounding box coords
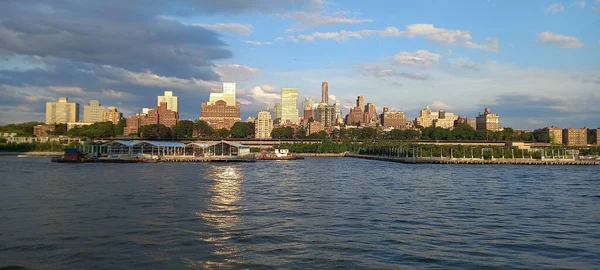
[0,0,599,129]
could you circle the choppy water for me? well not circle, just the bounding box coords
[1,156,599,269]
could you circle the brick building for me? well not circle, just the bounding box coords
[199,100,241,131]
[381,107,406,129]
[562,128,588,146]
[308,121,325,135]
[124,102,179,135]
[33,124,55,137]
[588,128,599,145]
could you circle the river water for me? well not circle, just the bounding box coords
[1,156,599,269]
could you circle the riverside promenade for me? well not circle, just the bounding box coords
[345,153,599,166]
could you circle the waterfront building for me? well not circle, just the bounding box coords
[542,126,563,145]
[274,103,282,123]
[208,83,236,106]
[475,108,501,131]
[315,103,337,127]
[124,102,179,135]
[46,97,80,124]
[322,82,329,104]
[345,95,379,126]
[83,100,105,123]
[200,83,241,130]
[103,107,123,125]
[562,128,588,146]
[199,100,241,131]
[157,90,179,112]
[308,121,325,135]
[381,107,406,129]
[466,119,477,130]
[433,110,459,129]
[280,88,299,125]
[33,124,55,137]
[588,128,600,145]
[255,110,273,139]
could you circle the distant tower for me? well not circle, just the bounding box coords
[280,88,299,125]
[322,82,329,105]
[357,95,365,112]
[158,90,179,112]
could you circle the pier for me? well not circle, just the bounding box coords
[346,153,598,166]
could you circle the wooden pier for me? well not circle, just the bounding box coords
[345,154,598,166]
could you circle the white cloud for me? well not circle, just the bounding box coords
[274,37,285,41]
[594,6,600,13]
[121,70,221,91]
[245,40,272,45]
[213,64,261,82]
[242,85,280,108]
[537,32,584,48]
[290,24,499,51]
[47,86,84,94]
[357,65,429,80]
[573,1,586,8]
[452,58,479,70]
[431,100,453,110]
[191,23,252,35]
[280,11,372,32]
[393,50,441,67]
[544,3,565,13]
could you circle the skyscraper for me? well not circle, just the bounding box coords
[274,103,282,121]
[280,88,299,125]
[322,82,329,105]
[357,95,365,111]
[255,110,273,139]
[46,97,79,124]
[83,100,105,123]
[208,83,236,106]
[157,90,179,112]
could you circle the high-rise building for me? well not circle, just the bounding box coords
[157,90,179,112]
[274,103,282,121]
[381,107,406,128]
[562,128,588,146]
[357,95,365,111]
[280,88,299,125]
[46,97,80,124]
[314,103,337,127]
[433,110,459,129]
[208,83,236,106]
[322,82,329,104]
[124,102,179,135]
[475,108,501,131]
[83,100,105,123]
[334,102,343,122]
[103,107,123,125]
[255,110,273,139]
[415,106,438,127]
[542,126,563,145]
[466,119,477,130]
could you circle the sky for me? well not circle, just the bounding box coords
[0,0,599,129]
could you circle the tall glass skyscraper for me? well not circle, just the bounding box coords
[280,88,299,125]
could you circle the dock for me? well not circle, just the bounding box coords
[345,153,599,166]
[158,155,256,163]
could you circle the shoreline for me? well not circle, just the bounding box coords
[0,152,63,156]
[296,153,347,157]
[346,153,599,166]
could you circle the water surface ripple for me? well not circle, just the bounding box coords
[1,156,599,269]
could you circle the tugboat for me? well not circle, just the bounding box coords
[51,148,89,163]
[256,149,304,161]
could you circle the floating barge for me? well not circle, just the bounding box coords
[346,153,599,166]
[256,149,304,161]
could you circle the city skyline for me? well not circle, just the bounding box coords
[0,0,599,129]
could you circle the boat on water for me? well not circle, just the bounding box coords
[256,149,304,161]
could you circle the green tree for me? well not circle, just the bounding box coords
[0,121,44,136]
[295,127,307,139]
[67,122,115,138]
[140,124,172,138]
[271,127,294,139]
[172,120,195,138]
[115,118,126,136]
[308,130,329,139]
[532,129,550,143]
[450,124,476,140]
[230,122,252,138]
[194,120,214,137]
[360,127,378,140]
[217,128,229,138]
[53,124,67,135]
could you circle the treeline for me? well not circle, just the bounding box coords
[274,140,357,153]
[136,121,255,139]
[0,121,44,136]
[0,141,80,152]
